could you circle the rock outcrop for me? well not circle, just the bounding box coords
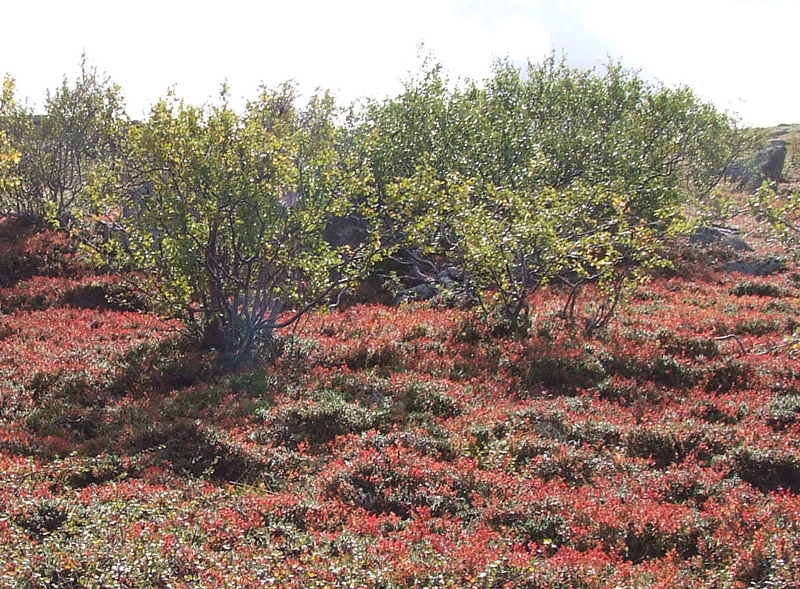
[723,257,785,276]
[690,226,753,251]
[725,140,787,192]
[393,266,464,304]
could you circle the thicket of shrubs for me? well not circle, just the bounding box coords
[0,55,755,358]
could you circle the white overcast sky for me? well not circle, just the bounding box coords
[1,0,796,126]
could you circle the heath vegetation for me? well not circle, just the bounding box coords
[0,55,798,587]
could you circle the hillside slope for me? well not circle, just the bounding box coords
[1,192,800,586]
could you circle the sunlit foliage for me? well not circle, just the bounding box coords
[0,56,125,223]
[93,85,382,357]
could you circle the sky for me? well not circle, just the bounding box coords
[1,0,796,127]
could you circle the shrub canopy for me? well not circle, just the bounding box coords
[2,55,749,352]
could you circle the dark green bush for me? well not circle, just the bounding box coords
[369,430,456,461]
[65,454,128,488]
[735,448,800,493]
[510,513,568,547]
[518,352,607,395]
[649,355,699,389]
[625,429,683,468]
[153,420,264,482]
[343,344,401,371]
[705,358,755,393]
[13,500,69,540]
[730,281,784,297]
[596,378,662,406]
[164,386,225,419]
[767,394,800,429]
[656,330,720,359]
[62,281,148,311]
[401,381,461,418]
[735,316,785,336]
[262,392,376,448]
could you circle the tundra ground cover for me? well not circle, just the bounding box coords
[0,217,799,587]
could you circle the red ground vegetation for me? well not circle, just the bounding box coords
[0,217,799,587]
